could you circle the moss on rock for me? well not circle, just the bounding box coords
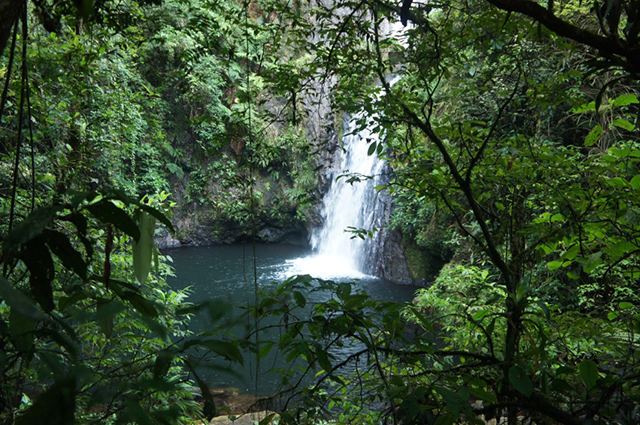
[401,235,446,283]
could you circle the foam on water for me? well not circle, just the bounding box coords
[280,254,372,280]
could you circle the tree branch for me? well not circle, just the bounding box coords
[484,0,640,73]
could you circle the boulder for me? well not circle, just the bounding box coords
[209,411,279,425]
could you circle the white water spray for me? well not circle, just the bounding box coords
[289,111,386,279]
[283,21,407,280]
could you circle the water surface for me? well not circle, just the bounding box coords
[166,243,417,395]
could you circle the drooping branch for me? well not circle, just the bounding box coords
[381,0,640,74]
[483,0,640,73]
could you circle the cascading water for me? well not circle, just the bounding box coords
[284,22,407,280]
[286,107,390,279]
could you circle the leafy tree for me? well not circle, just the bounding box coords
[262,0,640,423]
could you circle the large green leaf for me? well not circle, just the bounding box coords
[153,350,175,379]
[109,279,159,318]
[578,360,598,390]
[0,277,46,320]
[44,230,87,280]
[133,212,156,284]
[87,200,140,240]
[182,338,244,364]
[137,204,174,232]
[611,93,639,107]
[119,290,158,318]
[2,206,59,255]
[19,238,55,312]
[96,298,123,337]
[9,309,36,352]
[584,124,603,147]
[611,118,635,131]
[508,365,533,397]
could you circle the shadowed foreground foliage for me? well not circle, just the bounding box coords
[1,0,640,424]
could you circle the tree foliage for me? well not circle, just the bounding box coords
[1,0,640,424]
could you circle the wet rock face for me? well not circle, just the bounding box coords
[362,165,440,286]
[256,226,308,245]
[155,228,182,249]
[364,176,415,285]
[300,76,340,233]
[158,73,337,249]
[378,228,415,285]
[155,215,309,248]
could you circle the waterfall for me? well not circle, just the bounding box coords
[283,22,407,280]
[313,111,386,271]
[286,107,389,279]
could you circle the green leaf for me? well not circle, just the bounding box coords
[183,339,244,365]
[60,213,93,259]
[606,176,627,188]
[607,240,635,260]
[562,244,580,261]
[9,309,36,352]
[316,348,332,372]
[203,340,244,364]
[44,230,87,280]
[120,290,158,318]
[567,270,580,280]
[259,413,277,425]
[547,260,563,271]
[87,200,140,240]
[185,360,216,420]
[619,301,634,310]
[133,212,156,284]
[153,350,175,379]
[508,365,533,397]
[571,101,595,114]
[0,277,46,320]
[630,175,640,190]
[137,204,174,232]
[3,206,59,255]
[612,118,635,131]
[582,252,603,274]
[367,142,377,156]
[19,238,55,312]
[433,412,456,425]
[110,280,159,317]
[611,93,639,107]
[584,124,603,147]
[121,400,155,425]
[437,387,468,415]
[536,301,550,319]
[293,291,306,308]
[467,380,497,403]
[578,360,598,390]
[96,298,122,337]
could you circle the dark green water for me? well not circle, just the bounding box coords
[166,243,417,395]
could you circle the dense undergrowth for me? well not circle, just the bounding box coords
[1,0,639,424]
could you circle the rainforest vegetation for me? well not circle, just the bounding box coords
[1,0,639,424]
